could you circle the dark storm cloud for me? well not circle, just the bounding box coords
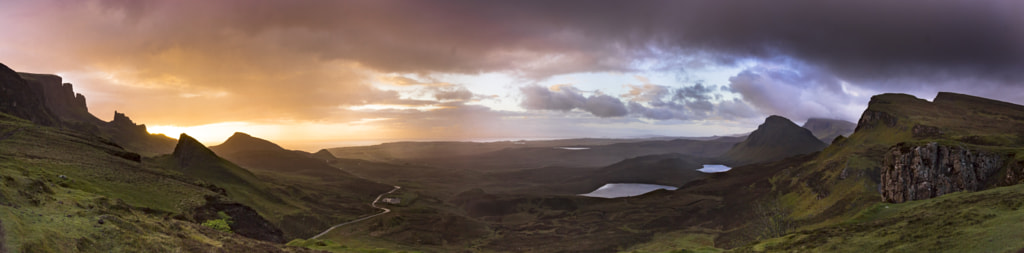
[582,95,629,117]
[5,0,1024,128]
[727,62,865,122]
[82,0,1024,81]
[520,85,627,117]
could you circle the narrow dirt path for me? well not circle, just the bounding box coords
[309,185,401,240]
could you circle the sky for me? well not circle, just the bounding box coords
[2,0,1024,151]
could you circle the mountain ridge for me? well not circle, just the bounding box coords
[802,118,856,143]
[0,62,176,156]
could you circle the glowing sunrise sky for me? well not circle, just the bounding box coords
[2,1,1024,151]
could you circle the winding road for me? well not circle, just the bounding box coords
[309,185,401,240]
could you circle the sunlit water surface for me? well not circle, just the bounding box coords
[579,183,678,198]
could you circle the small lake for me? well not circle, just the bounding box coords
[579,183,677,198]
[561,146,593,150]
[698,164,732,173]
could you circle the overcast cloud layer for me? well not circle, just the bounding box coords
[2,0,1023,147]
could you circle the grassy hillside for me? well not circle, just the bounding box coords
[204,133,398,239]
[742,183,1024,252]
[0,112,319,252]
[0,109,394,251]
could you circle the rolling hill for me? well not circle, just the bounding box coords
[209,132,390,194]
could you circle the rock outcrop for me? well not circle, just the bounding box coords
[192,199,285,243]
[881,142,1009,203]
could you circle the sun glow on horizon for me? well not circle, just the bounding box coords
[345,104,450,111]
[147,119,399,151]
[147,122,255,145]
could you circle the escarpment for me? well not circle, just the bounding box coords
[881,143,1012,203]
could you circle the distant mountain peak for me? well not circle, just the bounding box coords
[312,149,337,161]
[722,115,826,165]
[744,115,817,147]
[211,132,286,154]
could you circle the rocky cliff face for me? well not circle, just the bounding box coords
[18,73,95,123]
[855,109,898,132]
[881,142,1009,203]
[0,63,59,126]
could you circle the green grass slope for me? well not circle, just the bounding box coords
[156,133,296,222]
[0,112,318,252]
[743,183,1024,252]
[206,133,397,238]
